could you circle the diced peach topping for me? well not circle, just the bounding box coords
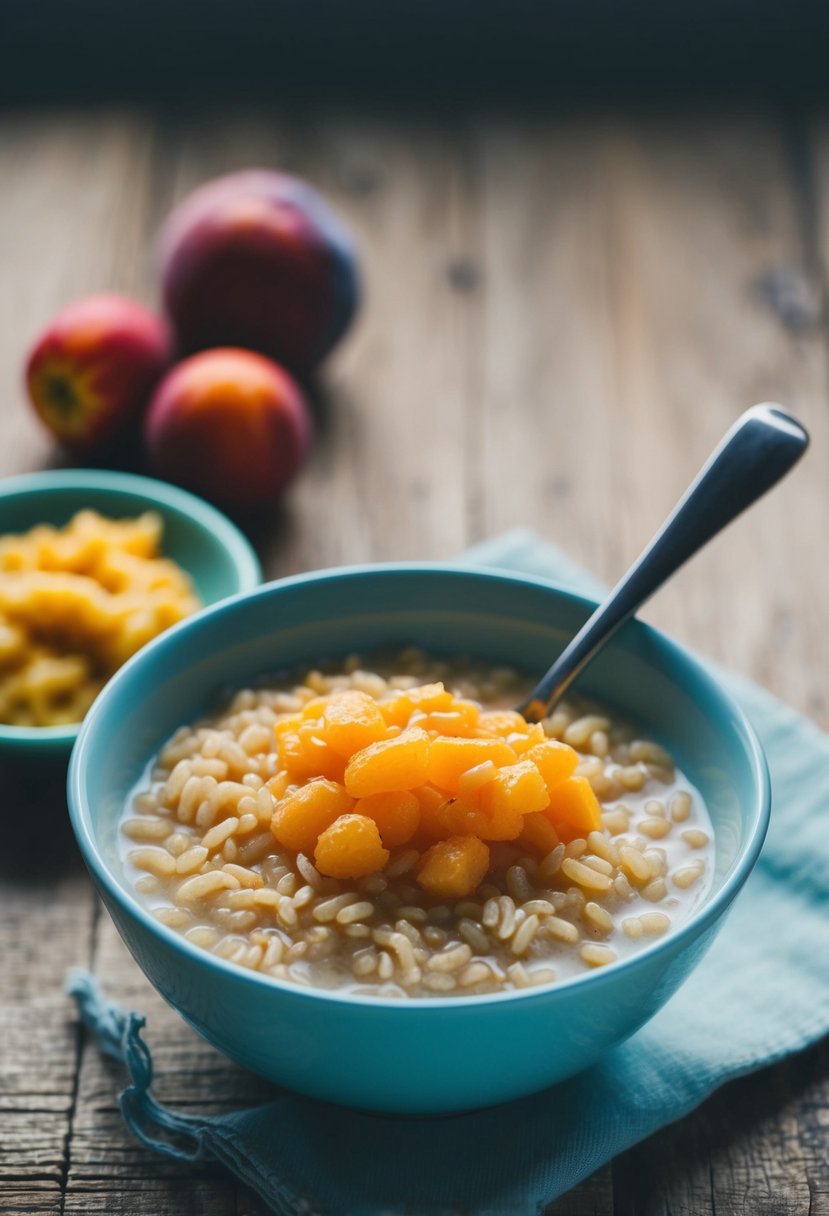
[426,736,516,793]
[476,709,530,737]
[314,814,390,879]
[276,724,345,783]
[353,790,421,848]
[417,699,481,736]
[507,722,547,755]
[406,683,454,711]
[519,811,561,855]
[457,759,497,795]
[417,835,490,899]
[344,727,431,797]
[435,792,520,842]
[429,793,491,840]
[414,783,451,841]
[545,775,602,837]
[321,689,388,758]
[267,770,290,800]
[377,693,416,729]
[480,759,549,816]
[526,739,579,796]
[270,779,354,853]
[377,682,454,729]
[264,680,582,892]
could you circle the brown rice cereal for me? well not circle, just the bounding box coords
[121,650,715,998]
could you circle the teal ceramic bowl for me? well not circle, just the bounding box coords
[0,469,261,759]
[68,565,769,1114]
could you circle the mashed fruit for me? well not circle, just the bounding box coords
[0,509,199,726]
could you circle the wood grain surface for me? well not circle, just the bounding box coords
[0,104,827,1216]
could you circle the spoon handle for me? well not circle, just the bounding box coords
[518,403,810,721]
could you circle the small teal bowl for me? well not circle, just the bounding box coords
[68,565,769,1114]
[0,469,261,759]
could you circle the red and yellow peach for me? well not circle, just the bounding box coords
[159,170,360,372]
[144,347,312,512]
[25,294,172,455]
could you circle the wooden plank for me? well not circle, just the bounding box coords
[0,762,95,1215]
[475,112,829,721]
[474,115,627,573]
[595,114,829,724]
[0,110,160,1216]
[283,114,478,568]
[614,1041,829,1216]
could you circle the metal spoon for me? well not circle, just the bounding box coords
[517,403,810,723]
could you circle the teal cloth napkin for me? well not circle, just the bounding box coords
[68,530,829,1215]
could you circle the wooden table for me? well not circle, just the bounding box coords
[2,104,828,1215]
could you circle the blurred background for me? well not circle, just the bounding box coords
[3,3,829,707]
[5,0,829,103]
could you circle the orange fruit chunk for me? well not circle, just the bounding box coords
[478,758,550,821]
[417,699,481,737]
[426,736,516,793]
[414,784,451,842]
[519,811,561,855]
[430,791,523,842]
[526,739,579,796]
[353,790,421,848]
[545,775,602,837]
[267,770,291,800]
[275,723,346,783]
[375,683,454,729]
[377,693,415,729]
[417,835,490,899]
[507,723,547,755]
[270,778,354,853]
[322,689,388,758]
[344,727,431,797]
[457,759,498,795]
[314,813,390,879]
[430,793,488,839]
[406,682,454,711]
[476,709,530,737]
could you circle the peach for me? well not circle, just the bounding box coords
[417,836,490,900]
[144,348,312,511]
[159,170,360,372]
[25,294,172,455]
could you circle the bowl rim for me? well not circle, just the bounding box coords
[68,561,771,1010]
[0,467,262,750]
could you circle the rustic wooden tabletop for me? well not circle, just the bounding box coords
[1,104,828,1215]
